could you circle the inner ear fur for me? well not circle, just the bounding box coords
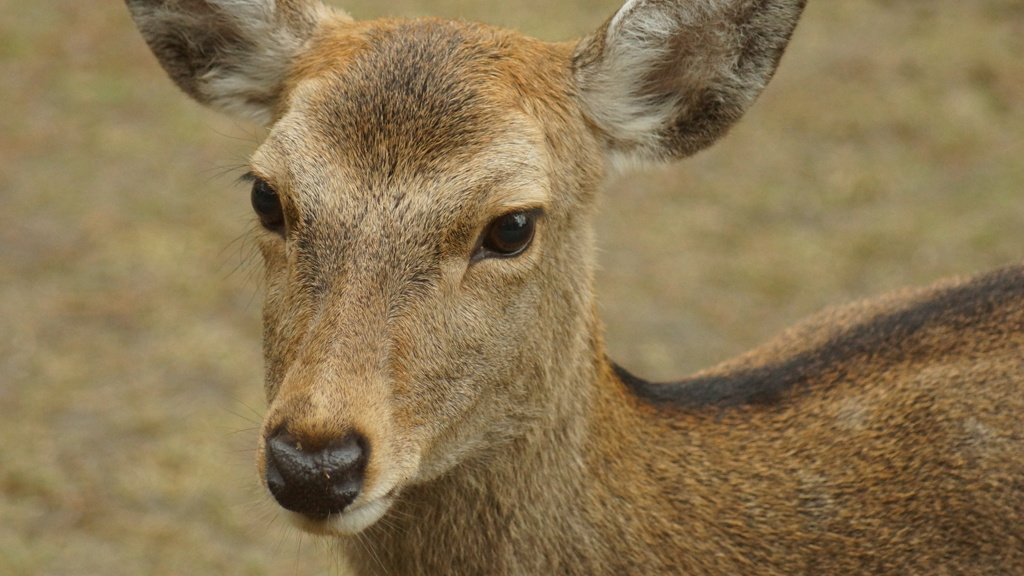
[126,0,342,125]
[572,0,807,167]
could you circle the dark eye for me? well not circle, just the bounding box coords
[476,210,539,260]
[251,177,284,232]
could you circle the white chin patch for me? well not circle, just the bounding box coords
[290,495,394,536]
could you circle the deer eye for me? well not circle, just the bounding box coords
[251,177,284,232]
[475,209,540,261]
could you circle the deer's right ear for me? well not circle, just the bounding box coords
[572,0,806,169]
[125,0,343,125]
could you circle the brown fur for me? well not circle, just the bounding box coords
[125,1,1024,574]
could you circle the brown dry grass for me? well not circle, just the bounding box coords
[1,0,1022,574]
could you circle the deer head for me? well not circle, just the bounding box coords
[126,0,804,536]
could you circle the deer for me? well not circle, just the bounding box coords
[124,0,1024,574]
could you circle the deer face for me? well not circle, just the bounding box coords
[248,19,603,533]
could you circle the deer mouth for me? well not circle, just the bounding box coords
[287,488,398,536]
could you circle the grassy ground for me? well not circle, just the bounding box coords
[1,0,1022,574]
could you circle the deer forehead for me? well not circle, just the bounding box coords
[250,18,572,231]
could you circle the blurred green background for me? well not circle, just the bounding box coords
[1,0,1022,574]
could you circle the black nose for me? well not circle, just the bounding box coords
[264,428,368,519]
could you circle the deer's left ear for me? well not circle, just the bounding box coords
[572,0,806,168]
[126,0,343,125]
